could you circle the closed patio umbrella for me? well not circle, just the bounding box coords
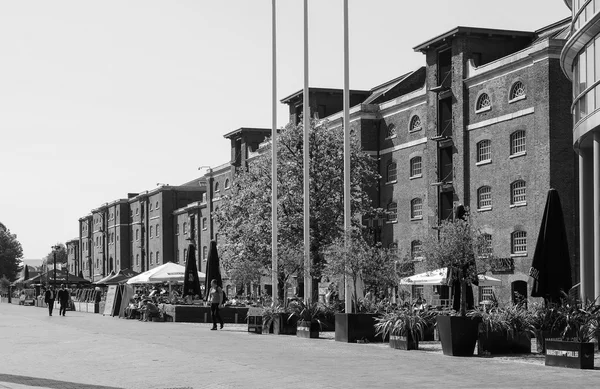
[204,241,222,296]
[183,244,202,298]
[530,189,573,303]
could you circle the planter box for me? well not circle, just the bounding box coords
[297,320,319,338]
[545,340,595,369]
[248,314,264,334]
[437,315,479,357]
[335,313,379,343]
[390,334,418,350]
[273,314,297,335]
[478,327,531,355]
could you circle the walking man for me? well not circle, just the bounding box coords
[208,279,224,330]
[44,287,55,316]
[57,284,69,316]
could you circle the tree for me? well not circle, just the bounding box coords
[421,214,492,316]
[215,118,379,301]
[0,224,23,281]
[322,229,397,312]
[42,243,67,271]
[0,275,10,295]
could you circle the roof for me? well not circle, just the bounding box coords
[280,87,370,104]
[222,127,271,139]
[413,26,535,52]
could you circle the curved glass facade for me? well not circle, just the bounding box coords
[572,0,599,31]
[572,36,600,123]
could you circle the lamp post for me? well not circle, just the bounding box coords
[51,244,60,288]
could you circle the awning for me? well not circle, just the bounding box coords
[127,262,205,284]
[399,267,501,286]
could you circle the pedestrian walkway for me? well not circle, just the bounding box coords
[1,302,599,389]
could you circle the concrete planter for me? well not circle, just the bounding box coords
[545,340,595,369]
[335,313,379,343]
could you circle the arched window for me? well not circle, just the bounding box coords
[136,254,139,266]
[411,240,423,260]
[155,201,159,209]
[386,123,396,138]
[510,130,526,155]
[225,179,230,189]
[510,180,526,205]
[387,202,398,222]
[511,231,527,254]
[156,251,160,264]
[176,223,179,235]
[215,182,220,192]
[476,140,491,163]
[409,157,422,178]
[476,93,491,111]
[510,81,526,100]
[202,217,207,230]
[477,186,492,209]
[410,198,423,219]
[150,252,154,265]
[184,248,188,261]
[183,222,188,234]
[409,115,422,132]
[150,203,153,211]
[387,162,397,182]
[149,227,153,238]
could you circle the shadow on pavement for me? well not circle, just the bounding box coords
[0,373,122,389]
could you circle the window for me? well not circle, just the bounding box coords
[387,202,398,222]
[412,284,424,299]
[183,222,188,234]
[156,201,159,209]
[149,227,153,238]
[155,224,159,237]
[511,180,526,205]
[476,140,491,163]
[476,93,491,111]
[409,116,422,132]
[203,246,208,260]
[479,286,494,303]
[225,179,230,189]
[411,240,423,260]
[215,182,220,192]
[136,254,139,266]
[388,243,398,254]
[111,232,115,243]
[156,251,160,264]
[176,223,179,235]
[409,157,422,178]
[176,249,180,263]
[184,249,187,261]
[387,162,397,182]
[511,231,527,254]
[509,81,526,101]
[150,203,153,211]
[136,229,139,241]
[510,130,526,155]
[202,217,207,230]
[136,208,139,215]
[386,123,396,138]
[410,198,423,219]
[150,252,154,265]
[480,234,492,258]
[477,186,492,209]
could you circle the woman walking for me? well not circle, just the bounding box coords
[208,279,224,330]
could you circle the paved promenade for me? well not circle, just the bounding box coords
[1,302,599,389]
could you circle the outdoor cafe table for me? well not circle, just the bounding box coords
[160,304,249,324]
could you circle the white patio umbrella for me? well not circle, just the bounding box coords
[399,267,501,287]
[127,262,205,284]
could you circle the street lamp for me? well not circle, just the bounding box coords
[51,244,60,288]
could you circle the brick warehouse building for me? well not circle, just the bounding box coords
[74,19,577,304]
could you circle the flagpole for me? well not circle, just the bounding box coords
[343,0,352,313]
[271,0,278,307]
[303,0,312,303]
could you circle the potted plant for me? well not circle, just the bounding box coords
[261,304,297,335]
[545,298,600,369]
[421,213,491,356]
[530,301,566,354]
[323,229,396,343]
[288,301,324,338]
[375,308,435,350]
[469,304,534,355]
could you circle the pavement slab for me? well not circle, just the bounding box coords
[1,302,599,389]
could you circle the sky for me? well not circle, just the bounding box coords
[0,0,570,259]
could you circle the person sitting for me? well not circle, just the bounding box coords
[124,298,139,319]
[140,299,160,322]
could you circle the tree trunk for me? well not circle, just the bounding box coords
[460,279,467,317]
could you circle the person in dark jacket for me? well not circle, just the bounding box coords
[57,284,69,316]
[44,287,56,316]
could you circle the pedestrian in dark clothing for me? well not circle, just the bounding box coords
[208,279,224,330]
[57,284,69,316]
[44,288,55,316]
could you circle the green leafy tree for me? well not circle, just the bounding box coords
[322,229,397,312]
[0,224,23,281]
[42,243,68,271]
[215,118,379,301]
[421,214,492,316]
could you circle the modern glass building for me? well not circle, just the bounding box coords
[561,0,600,301]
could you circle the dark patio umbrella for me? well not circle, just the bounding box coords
[204,240,222,296]
[25,270,91,286]
[530,189,572,303]
[183,244,202,298]
[23,265,29,281]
